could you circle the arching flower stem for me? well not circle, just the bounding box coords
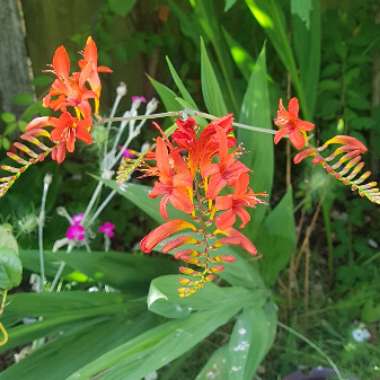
[101,110,276,136]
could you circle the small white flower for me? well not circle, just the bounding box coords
[352,326,371,342]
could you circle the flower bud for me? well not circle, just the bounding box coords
[210,265,224,273]
[43,173,53,186]
[179,266,194,275]
[220,255,236,263]
[146,98,159,114]
[178,278,192,285]
[116,82,127,97]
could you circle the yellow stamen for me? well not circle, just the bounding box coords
[95,98,100,116]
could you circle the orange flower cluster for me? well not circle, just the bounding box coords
[274,97,380,204]
[0,37,110,197]
[140,115,266,297]
[29,37,111,163]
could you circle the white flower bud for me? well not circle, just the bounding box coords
[146,98,159,114]
[44,173,53,186]
[141,142,150,153]
[116,82,127,97]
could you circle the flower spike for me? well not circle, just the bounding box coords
[274,98,380,206]
[140,116,265,296]
[0,37,109,197]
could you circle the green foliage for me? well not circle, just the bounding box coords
[200,38,228,116]
[107,0,136,16]
[238,46,273,234]
[0,225,22,290]
[256,188,296,285]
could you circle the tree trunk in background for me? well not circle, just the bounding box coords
[0,0,34,116]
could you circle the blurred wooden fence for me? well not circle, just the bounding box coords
[1,0,147,114]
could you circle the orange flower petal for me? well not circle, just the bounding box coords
[140,219,196,253]
[219,228,257,256]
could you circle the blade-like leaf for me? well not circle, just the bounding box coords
[245,0,309,118]
[291,0,312,28]
[291,0,321,116]
[166,57,198,109]
[256,188,297,285]
[67,299,245,380]
[228,302,277,379]
[194,1,240,112]
[200,38,228,116]
[224,0,237,12]
[149,76,183,112]
[107,0,136,16]
[223,29,255,81]
[196,345,229,379]
[1,292,144,353]
[0,314,157,380]
[20,249,178,292]
[0,225,21,290]
[239,46,273,237]
[147,275,254,319]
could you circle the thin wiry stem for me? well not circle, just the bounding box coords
[278,322,344,380]
[101,109,276,135]
[50,262,66,292]
[88,189,117,226]
[38,174,52,292]
[104,91,124,157]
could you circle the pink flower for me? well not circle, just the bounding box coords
[122,149,136,159]
[72,213,84,225]
[131,96,146,104]
[66,224,85,241]
[99,222,116,239]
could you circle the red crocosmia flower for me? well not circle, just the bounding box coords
[140,219,196,253]
[205,127,249,199]
[172,117,197,150]
[78,36,112,112]
[218,228,257,256]
[43,45,95,116]
[274,97,315,150]
[149,138,194,219]
[215,173,266,230]
[141,115,264,297]
[49,112,93,163]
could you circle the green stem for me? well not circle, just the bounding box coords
[101,110,276,136]
[322,201,334,280]
[278,322,344,380]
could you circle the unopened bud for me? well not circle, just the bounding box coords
[146,98,159,114]
[220,255,236,263]
[116,82,127,97]
[178,278,192,285]
[179,266,194,275]
[205,274,216,282]
[141,142,150,153]
[210,265,224,273]
[175,251,191,261]
[44,173,53,186]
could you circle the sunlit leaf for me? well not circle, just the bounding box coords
[239,46,273,237]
